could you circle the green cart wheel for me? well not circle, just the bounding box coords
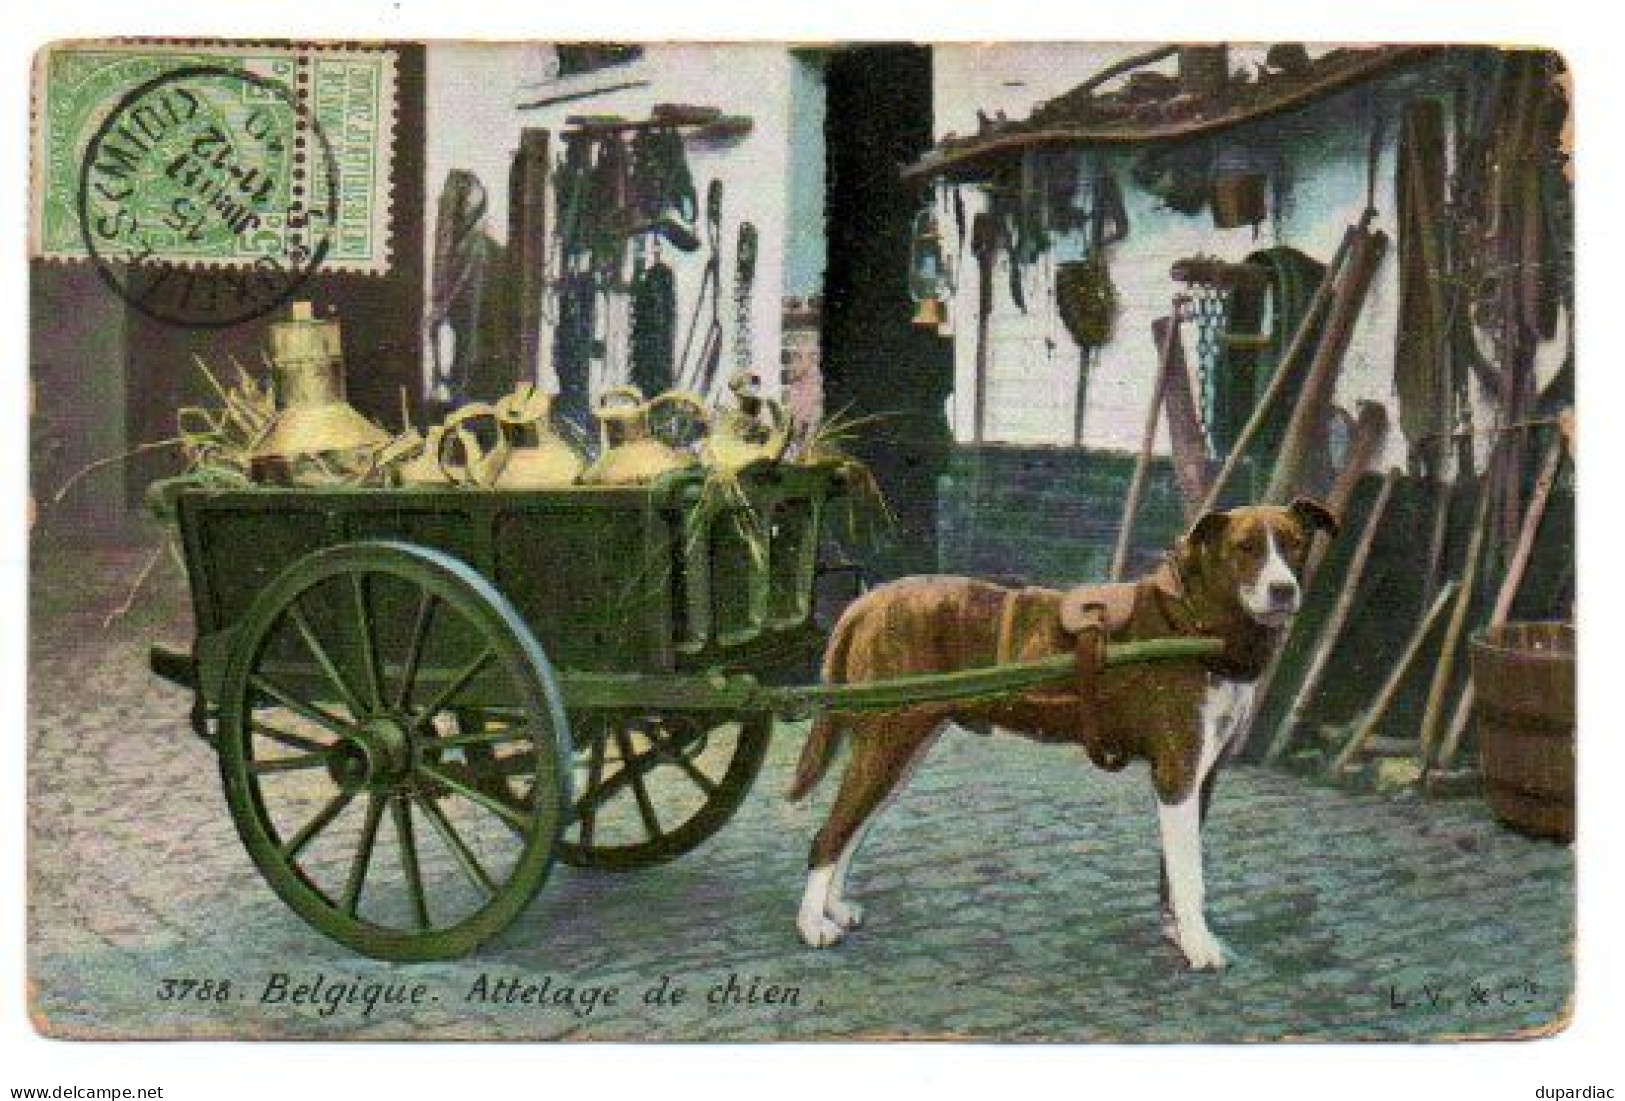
[558,711,771,871]
[217,541,572,961]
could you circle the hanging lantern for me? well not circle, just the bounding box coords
[908,209,951,328]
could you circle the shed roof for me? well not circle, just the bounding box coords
[903,44,1443,182]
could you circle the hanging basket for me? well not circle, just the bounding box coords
[1211,172,1269,229]
[1056,256,1118,348]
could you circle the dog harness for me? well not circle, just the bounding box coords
[994,583,1136,771]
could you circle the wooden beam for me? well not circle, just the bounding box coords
[1266,468,1398,762]
[1110,308,1182,580]
[1266,227,1389,502]
[1329,580,1458,775]
[1194,210,1372,518]
[1416,459,1499,768]
[1431,426,1569,771]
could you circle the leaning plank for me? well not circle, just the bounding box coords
[1328,580,1459,775]
[1431,426,1569,771]
[1109,309,1182,580]
[1415,458,1500,768]
[1267,467,1399,762]
[1194,213,1369,517]
[1157,315,1211,520]
[1237,401,1387,759]
[1266,227,1389,503]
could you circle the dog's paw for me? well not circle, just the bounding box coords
[798,911,847,949]
[1174,925,1231,972]
[826,898,865,930]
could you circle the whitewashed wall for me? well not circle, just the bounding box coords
[931,44,1567,472]
[423,43,800,403]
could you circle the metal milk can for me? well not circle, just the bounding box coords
[491,383,585,489]
[702,371,790,473]
[579,386,704,486]
[250,301,391,484]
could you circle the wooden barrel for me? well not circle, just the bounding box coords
[1470,621,1575,842]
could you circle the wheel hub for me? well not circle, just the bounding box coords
[334,715,414,791]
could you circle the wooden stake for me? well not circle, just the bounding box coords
[1236,401,1386,760]
[1156,315,1210,520]
[1266,228,1390,503]
[1329,579,1460,775]
[1431,426,1569,771]
[970,214,997,445]
[1194,210,1373,519]
[1109,308,1183,581]
[1415,458,1500,768]
[1266,468,1399,762]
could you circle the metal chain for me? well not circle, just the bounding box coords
[1189,282,1232,456]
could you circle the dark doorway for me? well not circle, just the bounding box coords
[821,45,953,579]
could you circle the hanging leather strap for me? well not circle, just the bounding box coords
[1069,600,1128,771]
[996,586,1129,771]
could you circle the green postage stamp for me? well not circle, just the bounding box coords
[32,42,396,276]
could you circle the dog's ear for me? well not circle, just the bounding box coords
[1186,510,1230,549]
[1289,496,1341,538]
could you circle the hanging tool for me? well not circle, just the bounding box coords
[629,235,678,397]
[426,170,494,407]
[675,180,725,401]
[733,221,759,378]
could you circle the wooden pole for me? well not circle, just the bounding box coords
[509,129,551,385]
[1156,314,1211,520]
[1265,468,1399,762]
[1194,211,1373,518]
[1431,427,1568,771]
[1110,308,1182,581]
[1235,402,1387,760]
[971,214,997,445]
[1266,227,1390,503]
[1328,579,1460,775]
[1415,459,1499,768]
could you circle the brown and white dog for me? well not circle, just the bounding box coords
[788,499,1338,970]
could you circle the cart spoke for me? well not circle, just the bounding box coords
[350,573,384,711]
[284,602,368,720]
[279,790,355,860]
[392,796,431,931]
[418,762,532,833]
[615,728,663,840]
[577,732,607,847]
[648,726,719,797]
[668,748,719,797]
[249,748,338,775]
[340,794,385,917]
[415,649,495,724]
[251,675,355,739]
[414,793,496,897]
[394,591,439,711]
[573,730,665,817]
[252,721,333,755]
[430,722,533,752]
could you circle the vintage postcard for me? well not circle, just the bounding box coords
[26,40,1575,1042]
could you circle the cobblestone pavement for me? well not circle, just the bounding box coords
[28,545,1574,1042]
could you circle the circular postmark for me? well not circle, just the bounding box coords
[75,64,340,328]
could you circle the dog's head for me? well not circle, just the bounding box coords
[1178,498,1340,628]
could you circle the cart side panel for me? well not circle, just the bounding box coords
[491,500,676,673]
[179,488,683,678]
